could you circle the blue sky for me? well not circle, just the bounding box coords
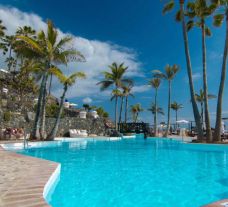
[0,0,227,125]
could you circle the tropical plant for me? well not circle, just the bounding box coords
[162,0,204,141]
[83,104,91,112]
[97,62,132,129]
[149,77,162,136]
[186,0,217,142]
[195,89,216,129]
[96,107,109,118]
[130,103,143,123]
[17,20,85,139]
[212,0,228,142]
[148,102,164,134]
[170,101,183,128]
[48,71,86,140]
[153,64,179,137]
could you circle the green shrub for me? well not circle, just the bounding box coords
[46,103,64,118]
[3,111,11,122]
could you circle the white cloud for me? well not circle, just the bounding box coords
[0,6,143,99]
[184,72,202,83]
[192,72,202,81]
[132,85,150,93]
[82,97,92,104]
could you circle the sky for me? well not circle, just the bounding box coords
[0,0,227,125]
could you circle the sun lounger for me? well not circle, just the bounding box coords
[69,129,88,137]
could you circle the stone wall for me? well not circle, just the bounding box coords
[0,113,108,138]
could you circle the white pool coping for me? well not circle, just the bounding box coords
[43,164,61,201]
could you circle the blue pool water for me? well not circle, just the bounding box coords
[16,138,228,207]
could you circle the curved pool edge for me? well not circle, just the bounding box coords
[0,145,60,207]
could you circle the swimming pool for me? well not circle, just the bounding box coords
[13,138,228,207]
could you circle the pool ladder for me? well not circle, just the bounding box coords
[23,133,29,149]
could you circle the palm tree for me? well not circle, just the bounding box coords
[48,71,86,140]
[153,64,179,137]
[97,62,132,129]
[148,103,164,135]
[186,0,217,142]
[17,20,84,139]
[195,89,216,129]
[212,0,228,142]
[130,103,143,123]
[170,101,183,129]
[148,77,162,136]
[162,0,204,141]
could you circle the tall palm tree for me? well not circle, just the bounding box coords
[130,103,143,123]
[212,0,228,142]
[122,83,134,123]
[48,70,86,140]
[148,77,162,136]
[186,0,217,142]
[97,62,132,129]
[162,0,204,141]
[17,20,84,139]
[195,89,216,129]
[148,103,164,135]
[153,64,179,137]
[170,101,183,129]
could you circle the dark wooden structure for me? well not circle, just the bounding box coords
[118,122,150,138]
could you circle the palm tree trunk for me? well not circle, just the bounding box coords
[214,13,228,142]
[115,96,118,130]
[201,102,204,129]
[40,72,48,139]
[165,81,171,137]
[48,85,67,140]
[135,112,138,123]
[154,88,158,136]
[125,96,128,123]
[202,21,212,142]
[179,0,203,141]
[176,110,178,130]
[119,96,124,125]
[48,74,53,95]
[31,73,46,139]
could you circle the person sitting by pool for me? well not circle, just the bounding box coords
[15,128,24,139]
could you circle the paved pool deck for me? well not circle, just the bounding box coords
[0,145,59,207]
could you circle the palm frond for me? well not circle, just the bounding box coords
[213,14,224,26]
[97,80,114,91]
[162,0,175,15]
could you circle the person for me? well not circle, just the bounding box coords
[16,128,24,139]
